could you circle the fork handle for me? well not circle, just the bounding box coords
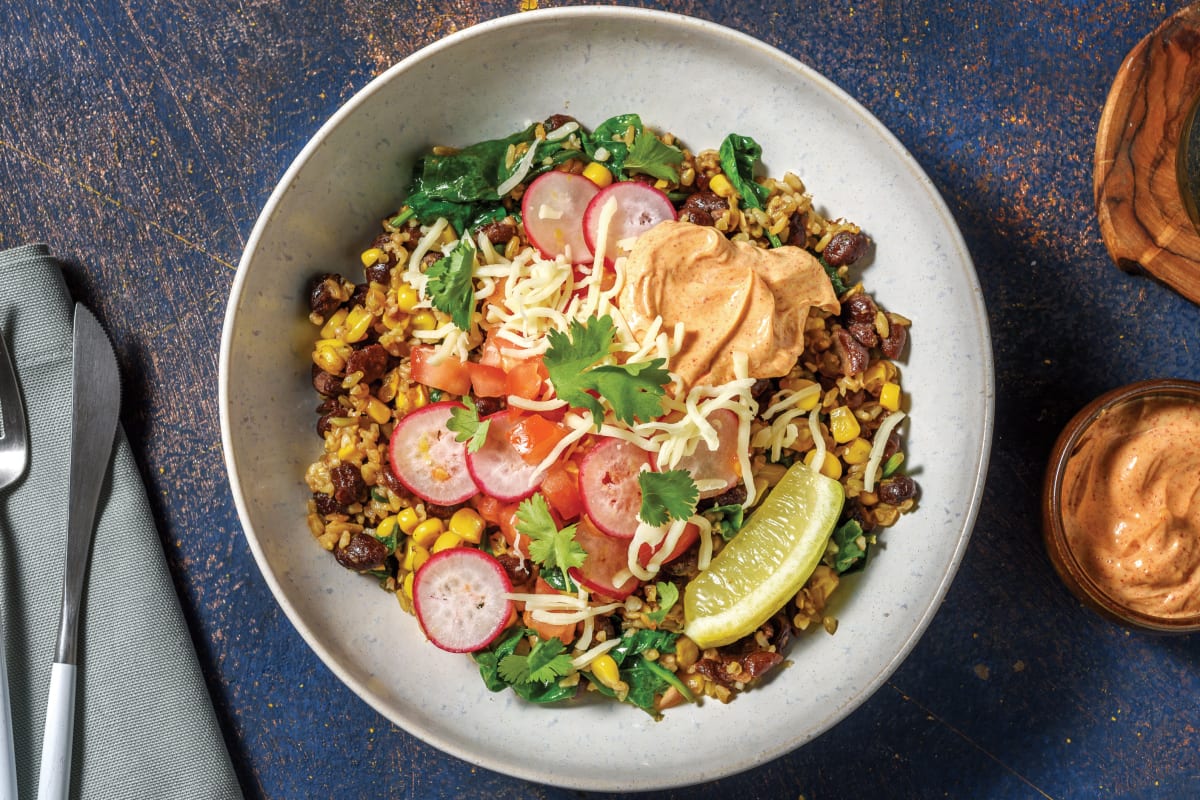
[0,633,17,800]
[35,663,75,800]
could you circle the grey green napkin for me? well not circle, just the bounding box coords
[0,244,242,799]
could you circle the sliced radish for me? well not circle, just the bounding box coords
[578,437,652,540]
[568,516,640,600]
[520,171,598,263]
[582,182,677,266]
[387,402,479,505]
[465,411,545,502]
[667,408,742,499]
[413,548,514,653]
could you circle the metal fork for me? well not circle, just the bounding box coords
[0,329,28,800]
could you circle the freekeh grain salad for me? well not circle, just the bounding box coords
[303,113,917,715]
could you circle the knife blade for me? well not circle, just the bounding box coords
[36,304,121,800]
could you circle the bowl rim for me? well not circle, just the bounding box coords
[1042,377,1200,633]
[218,5,996,788]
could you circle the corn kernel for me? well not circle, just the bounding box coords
[395,284,420,312]
[796,383,821,411]
[366,397,391,425]
[804,449,843,480]
[879,382,902,412]
[448,508,485,544]
[402,570,415,600]
[411,310,437,331]
[431,531,463,553]
[653,178,669,190]
[582,161,613,188]
[829,406,861,443]
[590,654,621,688]
[377,515,398,539]
[319,308,348,340]
[361,247,385,267]
[402,541,430,572]
[313,344,346,374]
[440,226,458,245]
[412,385,428,409]
[336,442,357,461]
[411,518,445,548]
[843,437,873,465]
[709,173,734,198]
[396,507,420,535]
[344,306,373,343]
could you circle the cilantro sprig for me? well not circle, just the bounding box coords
[623,130,684,182]
[543,315,669,426]
[637,470,698,527]
[446,397,490,453]
[497,636,574,686]
[424,237,476,330]
[515,494,586,573]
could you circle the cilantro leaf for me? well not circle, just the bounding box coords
[446,397,490,453]
[424,238,476,330]
[820,255,850,296]
[497,636,574,685]
[637,470,698,527]
[515,494,585,572]
[646,581,679,626]
[623,130,684,182]
[544,316,669,425]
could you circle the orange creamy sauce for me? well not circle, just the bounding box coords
[1061,395,1200,618]
[617,221,840,389]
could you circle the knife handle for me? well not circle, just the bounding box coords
[36,663,76,800]
[0,632,16,800]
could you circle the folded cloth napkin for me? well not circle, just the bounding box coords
[0,244,242,799]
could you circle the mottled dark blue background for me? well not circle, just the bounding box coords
[2,1,1198,797]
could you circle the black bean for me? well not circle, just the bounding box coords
[707,483,748,509]
[312,365,343,396]
[473,395,506,417]
[823,231,869,267]
[477,218,517,244]
[842,294,876,326]
[881,323,907,359]
[331,463,367,505]
[308,273,346,317]
[312,492,341,516]
[334,532,387,571]
[345,343,388,384]
[878,475,917,505]
[786,211,809,247]
[833,328,870,376]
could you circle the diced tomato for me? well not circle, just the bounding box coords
[410,346,472,396]
[540,461,583,522]
[637,522,700,568]
[472,495,506,526]
[467,362,507,397]
[496,503,529,553]
[505,357,547,400]
[522,577,578,645]
[508,413,570,466]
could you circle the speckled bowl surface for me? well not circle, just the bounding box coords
[219,7,994,791]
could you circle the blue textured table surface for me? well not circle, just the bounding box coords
[3,1,1199,797]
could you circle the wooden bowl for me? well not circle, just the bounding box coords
[1095,3,1200,305]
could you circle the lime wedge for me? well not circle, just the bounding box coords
[684,464,845,649]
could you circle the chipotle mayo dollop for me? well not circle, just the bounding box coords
[1060,395,1200,618]
[617,221,840,389]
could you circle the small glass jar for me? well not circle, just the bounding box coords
[1042,379,1200,633]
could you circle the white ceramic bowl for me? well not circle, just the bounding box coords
[220,7,993,791]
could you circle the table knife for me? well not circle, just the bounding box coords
[36,305,120,800]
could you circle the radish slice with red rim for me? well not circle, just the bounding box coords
[567,516,640,600]
[520,171,599,263]
[413,548,514,653]
[578,437,652,539]
[387,401,479,505]
[668,408,742,499]
[582,182,677,266]
[465,411,545,502]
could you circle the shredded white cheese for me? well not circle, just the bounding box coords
[807,409,826,477]
[570,637,622,670]
[864,410,907,492]
[496,138,539,197]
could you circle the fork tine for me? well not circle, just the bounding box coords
[0,330,27,484]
